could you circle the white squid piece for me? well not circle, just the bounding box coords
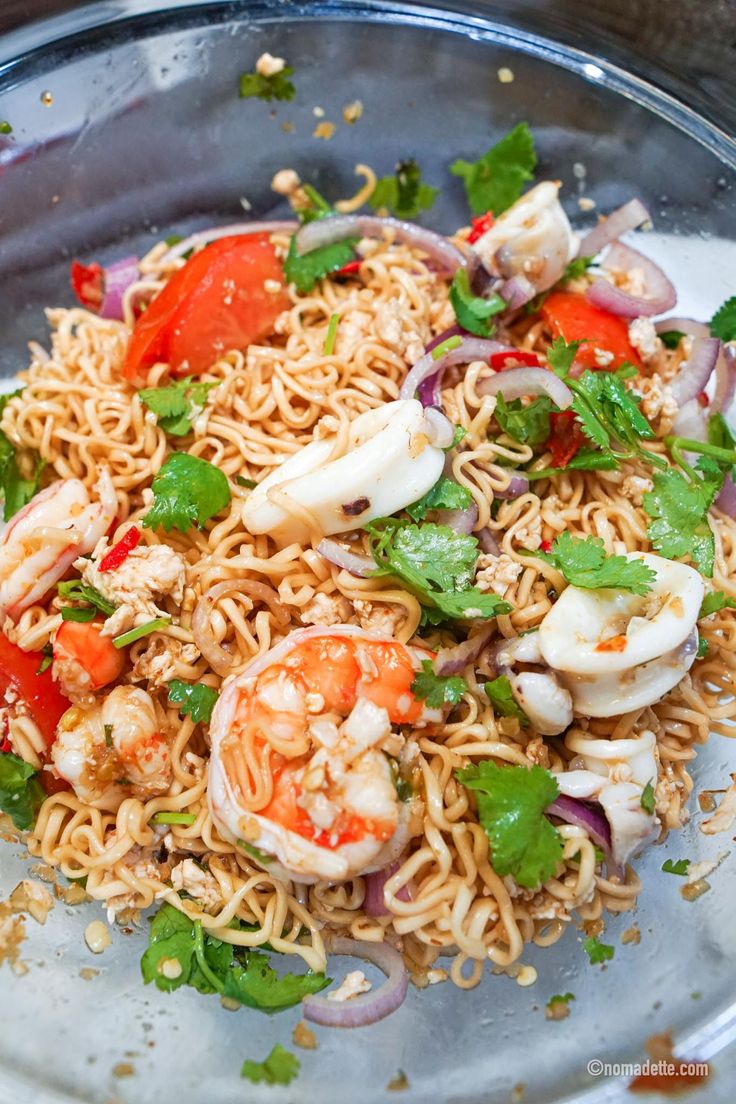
[242,399,450,544]
[208,625,438,883]
[495,631,573,736]
[470,181,578,294]
[0,470,117,622]
[538,553,704,717]
[51,686,170,810]
[556,729,659,866]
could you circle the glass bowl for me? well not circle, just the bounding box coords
[0,4,734,1103]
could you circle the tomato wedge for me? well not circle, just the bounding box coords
[0,634,70,746]
[541,291,642,371]
[123,234,290,381]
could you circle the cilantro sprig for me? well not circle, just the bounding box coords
[168,681,219,725]
[710,295,736,342]
[456,761,563,888]
[450,122,537,216]
[143,453,231,533]
[410,660,467,708]
[485,675,528,726]
[495,394,552,447]
[139,380,216,437]
[0,390,44,521]
[644,460,723,577]
[583,935,615,965]
[284,185,358,294]
[700,590,736,619]
[239,66,295,103]
[533,532,655,595]
[0,752,44,832]
[369,158,438,219]
[365,518,512,624]
[241,1044,300,1086]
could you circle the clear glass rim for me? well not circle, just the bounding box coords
[0,0,734,169]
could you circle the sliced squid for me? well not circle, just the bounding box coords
[555,729,659,866]
[538,552,703,717]
[470,181,578,294]
[494,630,573,736]
[208,625,439,883]
[0,470,117,622]
[242,399,450,545]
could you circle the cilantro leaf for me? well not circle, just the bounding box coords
[57,580,117,616]
[456,761,562,887]
[562,256,595,282]
[60,606,97,622]
[406,476,473,522]
[571,369,654,452]
[710,296,736,343]
[140,380,216,437]
[662,858,690,876]
[485,675,529,726]
[143,453,231,533]
[168,680,219,725]
[659,330,685,350]
[696,636,709,659]
[583,935,614,965]
[241,1044,300,1086]
[223,950,329,1012]
[284,234,357,294]
[644,465,722,577]
[495,394,552,447]
[450,122,537,216]
[449,268,506,338]
[410,659,467,709]
[547,336,582,380]
[366,518,512,623]
[369,158,438,219]
[141,903,198,991]
[640,780,655,815]
[547,992,575,1008]
[700,590,736,618]
[534,532,655,595]
[0,752,44,831]
[239,67,295,102]
[0,391,45,521]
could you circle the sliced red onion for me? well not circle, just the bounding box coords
[496,274,536,311]
[716,475,736,518]
[547,794,612,856]
[317,539,374,578]
[477,527,501,555]
[295,215,467,276]
[159,221,297,265]
[363,862,411,918]
[493,473,531,499]
[477,366,573,408]
[576,198,650,258]
[586,242,676,318]
[434,623,497,676]
[672,397,708,443]
[302,936,408,1027]
[400,338,513,404]
[99,256,139,320]
[423,406,455,449]
[669,337,721,406]
[713,345,736,415]
[436,502,478,534]
[654,317,710,340]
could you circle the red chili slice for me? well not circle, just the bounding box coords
[490,350,541,371]
[546,410,586,468]
[70,260,104,312]
[468,212,495,244]
[99,526,141,572]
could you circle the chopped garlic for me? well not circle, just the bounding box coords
[255,52,285,78]
[84,920,111,954]
[326,969,372,1002]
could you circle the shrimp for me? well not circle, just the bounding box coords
[208,625,441,883]
[51,685,170,809]
[52,620,127,699]
[0,469,117,622]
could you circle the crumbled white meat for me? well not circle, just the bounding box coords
[256,52,286,77]
[701,778,736,835]
[300,592,352,627]
[76,538,187,638]
[611,265,647,298]
[352,599,405,636]
[593,348,615,368]
[131,637,199,687]
[374,300,425,363]
[337,309,374,351]
[475,552,522,597]
[629,317,661,361]
[686,850,729,885]
[170,859,221,910]
[513,515,542,551]
[635,373,678,427]
[621,474,653,506]
[326,970,372,1002]
[271,168,301,196]
[8,880,54,925]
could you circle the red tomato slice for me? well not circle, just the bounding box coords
[546,410,587,468]
[70,260,104,312]
[0,633,70,746]
[541,291,642,371]
[123,234,290,381]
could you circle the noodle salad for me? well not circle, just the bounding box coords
[1,120,736,1048]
